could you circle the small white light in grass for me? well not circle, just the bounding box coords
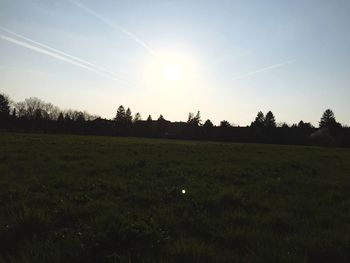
[182,189,186,194]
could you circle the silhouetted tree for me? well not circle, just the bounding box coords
[319,109,342,136]
[3,94,350,147]
[187,111,201,126]
[158,115,165,122]
[34,108,43,120]
[264,111,276,128]
[64,112,72,122]
[57,112,64,122]
[126,108,132,124]
[15,97,42,119]
[298,120,313,129]
[279,122,289,128]
[187,112,194,123]
[14,97,60,120]
[0,94,10,119]
[319,109,339,128]
[11,108,16,119]
[43,103,60,120]
[115,105,126,125]
[251,111,264,128]
[194,111,201,126]
[83,111,99,121]
[75,111,85,122]
[133,112,141,122]
[203,119,214,128]
[305,122,314,129]
[220,120,231,128]
[157,114,167,134]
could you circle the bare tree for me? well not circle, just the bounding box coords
[0,94,10,119]
[187,111,201,126]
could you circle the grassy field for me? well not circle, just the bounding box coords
[1,133,350,262]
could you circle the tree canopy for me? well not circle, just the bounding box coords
[115,105,126,124]
[126,108,132,124]
[319,109,339,128]
[187,111,201,127]
[134,112,141,122]
[203,119,214,128]
[220,120,231,128]
[157,115,165,122]
[1,93,350,147]
[251,111,265,128]
[0,94,10,119]
[264,111,276,128]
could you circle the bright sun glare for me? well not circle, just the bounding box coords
[163,63,182,81]
[144,50,198,90]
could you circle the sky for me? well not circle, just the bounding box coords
[0,0,349,126]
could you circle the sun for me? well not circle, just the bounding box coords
[144,50,197,87]
[163,62,182,81]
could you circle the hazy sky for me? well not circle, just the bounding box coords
[1,0,349,126]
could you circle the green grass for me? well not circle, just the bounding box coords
[1,132,350,262]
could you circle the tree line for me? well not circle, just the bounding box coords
[1,93,349,147]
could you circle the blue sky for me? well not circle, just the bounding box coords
[1,0,349,126]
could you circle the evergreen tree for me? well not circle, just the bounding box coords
[251,111,264,128]
[126,108,132,124]
[57,112,64,122]
[264,111,276,128]
[147,115,152,122]
[203,119,214,128]
[115,105,126,125]
[158,114,165,122]
[319,109,338,128]
[133,112,141,122]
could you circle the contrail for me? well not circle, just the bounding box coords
[229,59,295,82]
[68,0,156,56]
[0,34,123,81]
[0,26,126,81]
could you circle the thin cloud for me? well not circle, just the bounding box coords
[68,0,156,56]
[0,34,122,81]
[229,59,296,82]
[0,26,126,82]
